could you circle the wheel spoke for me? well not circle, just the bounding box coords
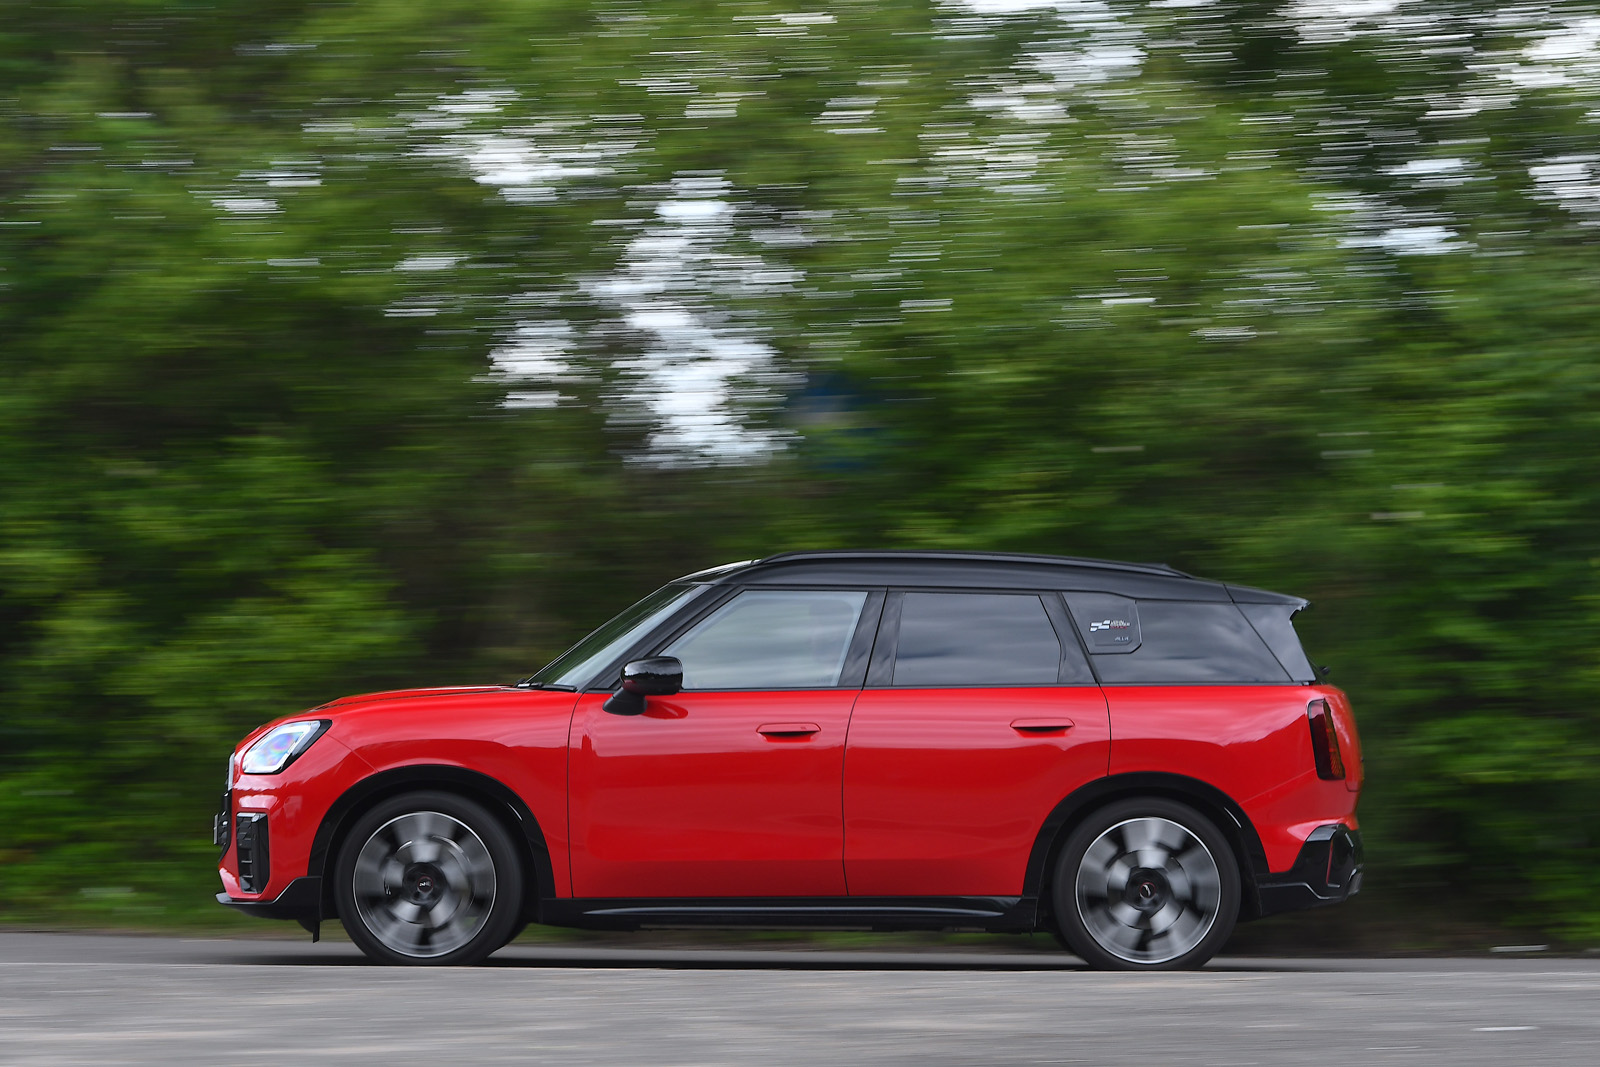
[389,899,424,924]
[1149,899,1184,932]
[1106,922,1144,952]
[1166,864,1193,903]
[352,849,399,900]
[1178,849,1221,905]
[1119,818,1163,856]
[1104,857,1133,893]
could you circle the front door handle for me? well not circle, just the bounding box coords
[758,722,821,738]
[1010,718,1075,734]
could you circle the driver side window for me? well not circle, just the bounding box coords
[664,590,869,691]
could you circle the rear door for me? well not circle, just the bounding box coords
[842,590,1110,897]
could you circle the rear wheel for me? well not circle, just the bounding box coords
[334,791,522,966]
[1052,798,1239,970]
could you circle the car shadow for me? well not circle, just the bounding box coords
[214,944,1327,972]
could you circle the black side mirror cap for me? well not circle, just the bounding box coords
[603,656,684,715]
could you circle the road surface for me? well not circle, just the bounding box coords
[2,932,1596,1064]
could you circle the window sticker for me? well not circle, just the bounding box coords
[1064,593,1141,654]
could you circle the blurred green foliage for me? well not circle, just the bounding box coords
[2,1,1597,942]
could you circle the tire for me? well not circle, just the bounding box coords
[334,790,523,966]
[1051,798,1239,971]
[502,919,530,948]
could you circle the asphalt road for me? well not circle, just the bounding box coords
[2,932,1597,1065]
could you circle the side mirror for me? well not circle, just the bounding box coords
[603,656,683,716]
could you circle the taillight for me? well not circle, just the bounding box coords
[1307,698,1346,780]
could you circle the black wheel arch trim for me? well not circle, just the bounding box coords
[1022,772,1274,922]
[306,765,557,924]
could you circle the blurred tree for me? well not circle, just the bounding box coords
[1,0,1596,942]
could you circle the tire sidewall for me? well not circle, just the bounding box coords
[334,790,523,966]
[1051,797,1240,971]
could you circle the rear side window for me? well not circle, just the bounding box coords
[893,592,1067,687]
[665,589,868,690]
[1065,597,1291,684]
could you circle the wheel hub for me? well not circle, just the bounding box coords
[1124,868,1171,914]
[404,863,445,906]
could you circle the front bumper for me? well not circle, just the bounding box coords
[216,876,324,929]
[1255,824,1363,917]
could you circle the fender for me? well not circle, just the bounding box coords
[1022,771,1274,921]
[306,765,558,923]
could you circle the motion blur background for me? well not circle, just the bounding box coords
[2,0,1597,949]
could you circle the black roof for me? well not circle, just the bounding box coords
[686,550,1304,605]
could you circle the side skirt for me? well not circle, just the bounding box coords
[540,896,1038,933]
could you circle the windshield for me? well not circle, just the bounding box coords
[526,582,705,689]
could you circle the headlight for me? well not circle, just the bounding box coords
[239,720,330,775]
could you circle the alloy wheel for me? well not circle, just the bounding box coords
[350,810,498,959]
[1074,815,1224,966]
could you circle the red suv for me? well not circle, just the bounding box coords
[216,551,1362,969]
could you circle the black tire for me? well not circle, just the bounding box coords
[334,790,523,966]
[502,919,530,948]
[1051,797,1239,970]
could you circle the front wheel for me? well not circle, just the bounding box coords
[334,790,523,966]
[1052,798,1239,970]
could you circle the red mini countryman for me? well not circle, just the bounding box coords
[216,551,1362,969]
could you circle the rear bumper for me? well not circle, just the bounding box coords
[1255,824,1363,917]
[216,876,323,923]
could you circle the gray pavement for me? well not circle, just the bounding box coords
[2,932,1597,1064]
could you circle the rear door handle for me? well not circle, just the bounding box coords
[1010,718,1075,733]
[758,722,821,738]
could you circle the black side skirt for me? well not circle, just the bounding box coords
[539,896,1037,933]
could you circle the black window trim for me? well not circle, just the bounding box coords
[865,591,902,687]
[1040,592,1098,685]
[839,590,887,689]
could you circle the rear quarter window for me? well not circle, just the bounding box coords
[1237,603,1318,683]
[1066,597,1291,684]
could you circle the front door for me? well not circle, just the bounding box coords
[568,588,875,898]
[843,590,1110,897]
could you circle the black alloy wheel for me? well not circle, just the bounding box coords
[1052,797,1240,970]
[334,790,523,966]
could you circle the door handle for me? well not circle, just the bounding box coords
[758,722,821,738]
[1010,718,1075,733]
